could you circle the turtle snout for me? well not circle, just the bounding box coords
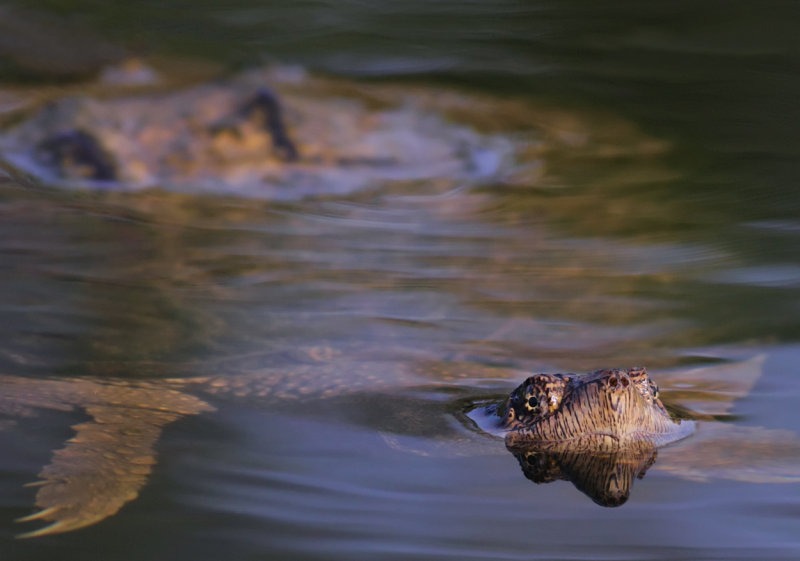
[605,370,632,392]
[603,370,638,412]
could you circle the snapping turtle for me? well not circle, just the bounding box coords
[3,350,800,537]
[499,367,695,447]
[496,367,695,507]
[466,355,800,506]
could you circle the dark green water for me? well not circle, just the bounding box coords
[1,2,800,559]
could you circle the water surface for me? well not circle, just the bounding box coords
[1,2,800,560]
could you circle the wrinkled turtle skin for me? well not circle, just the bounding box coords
[500,367,695,448]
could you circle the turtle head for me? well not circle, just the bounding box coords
[502,367,676,444]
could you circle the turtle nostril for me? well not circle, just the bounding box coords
[608,377,618,387]
[621,375,630,388]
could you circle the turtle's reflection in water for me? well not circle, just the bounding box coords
[507,438,660,507]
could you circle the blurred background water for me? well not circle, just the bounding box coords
[0,1,799,560]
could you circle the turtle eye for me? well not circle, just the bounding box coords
[505,373,569,425]
[525,393,541,413]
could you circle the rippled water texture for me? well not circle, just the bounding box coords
[1,2,800,560]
